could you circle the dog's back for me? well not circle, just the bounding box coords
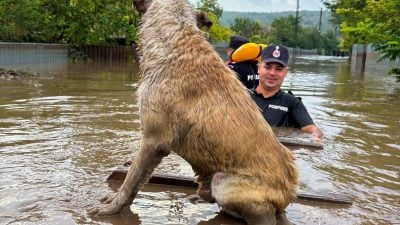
[137,0,298,220]
[88,0,298,223]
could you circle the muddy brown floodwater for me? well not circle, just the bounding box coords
[0,57,399,225]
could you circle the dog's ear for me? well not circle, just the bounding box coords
[195,11,213,29]
[133,0,147,15]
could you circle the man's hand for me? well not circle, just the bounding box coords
[301,124,323,144]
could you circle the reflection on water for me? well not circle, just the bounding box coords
[0,58,399,225]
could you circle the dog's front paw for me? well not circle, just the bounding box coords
[88,193,122,217]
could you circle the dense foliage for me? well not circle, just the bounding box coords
[324,0,400,61]
[0,0,346,56]
[0,0,138,46]
[229,14,339,54]
[230,17,268,43]
[0,0,234,45]
[194,0,233,42]
[195,0,223,19]
[221,11,335,31]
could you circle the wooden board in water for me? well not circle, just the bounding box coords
[107,167,352,205]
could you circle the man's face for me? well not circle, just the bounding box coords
[258,62,289,91]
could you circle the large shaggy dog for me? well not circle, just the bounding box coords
[89,0,298,224]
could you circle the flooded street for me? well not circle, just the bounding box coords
[0,57,399,225]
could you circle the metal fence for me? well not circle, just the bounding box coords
[0,43,137,74]
[75,45,135,61]
[0,42,68,74]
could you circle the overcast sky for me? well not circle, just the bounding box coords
[189,0,325,12]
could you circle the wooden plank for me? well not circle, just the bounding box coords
[277,137,323,149]
[107,167,352,205]
[296,192,352,205]
[272,128,324,149]
[107,168,198,188]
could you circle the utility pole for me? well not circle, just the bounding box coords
[294,0,299,58]
[318,8,322,32]
[318,8,322,54]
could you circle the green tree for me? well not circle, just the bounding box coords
[230,17,261,37]
[49,0,138,46]
[324,0,400,61]
[367,0,400,61]
[0,0,138,46]
[195,0,223,19]
[268,14,339,52]
[0,0,43,42]
[298,26,320,50]
[206,12,234,42]
[321,30,340,55]
[230,17,268,44]
[269,15,298,46]
[193,0,232,42]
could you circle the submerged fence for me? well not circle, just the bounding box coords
[0,42,68,74]
[0,43,136,74]
[74,45,135,61]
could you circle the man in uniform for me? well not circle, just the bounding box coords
[226,35,259,89]
[250,45,323,142]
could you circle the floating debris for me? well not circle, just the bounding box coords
[0,67,37,79]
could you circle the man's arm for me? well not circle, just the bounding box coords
[289,95,323,142]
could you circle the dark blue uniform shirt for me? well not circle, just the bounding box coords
[228,60,259,89]
[250,89,314,128]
